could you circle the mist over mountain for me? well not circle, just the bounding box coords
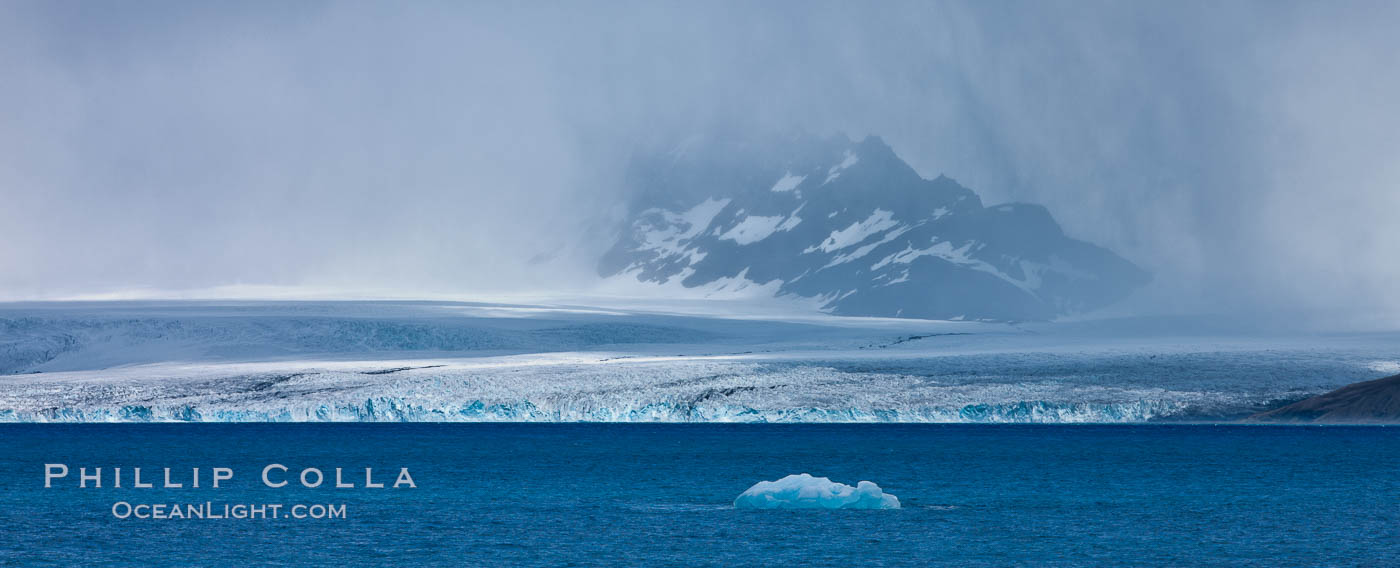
[2,2,1398,324]
[601,133,1148,320]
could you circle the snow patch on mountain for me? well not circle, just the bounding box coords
[808,209,900,254]
[826,225,912,268]
[823,149,860,184]
[634,197,731,265]
[719,205,804,245]
[770,172,806,193]
[720,215,787,245]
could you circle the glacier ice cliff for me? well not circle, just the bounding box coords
[1,301,1392,423]
[734,474,900,510]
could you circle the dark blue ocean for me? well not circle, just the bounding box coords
[2,424,1397,566]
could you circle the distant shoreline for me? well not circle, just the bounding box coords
[1246,374,1400,424]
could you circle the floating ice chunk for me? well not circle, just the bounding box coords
[733,473,900,509]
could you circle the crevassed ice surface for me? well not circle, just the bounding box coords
[1,301,1396,423]
[734,474,900,509]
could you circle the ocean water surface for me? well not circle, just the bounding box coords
[1,424,1397,566]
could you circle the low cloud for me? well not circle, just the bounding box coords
[1,1,1396,322]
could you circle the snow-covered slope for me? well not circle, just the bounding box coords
[600,133,1149,321]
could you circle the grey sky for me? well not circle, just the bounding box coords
[2,1,1397,320]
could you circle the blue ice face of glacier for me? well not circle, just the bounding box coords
[733,474,900,510]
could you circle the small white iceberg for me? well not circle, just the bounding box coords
[733,473,901,510]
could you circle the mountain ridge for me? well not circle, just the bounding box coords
[600,133,1148,321]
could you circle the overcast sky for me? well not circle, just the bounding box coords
[2,1,1397,320]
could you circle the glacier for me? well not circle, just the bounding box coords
[734,474,900,510]
[1,300,1396,423]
